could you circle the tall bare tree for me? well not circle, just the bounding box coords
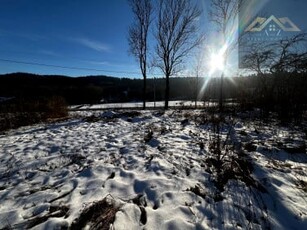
[270,33,307,74]
[209,0,245,112]
[155,0,203,109]
[128,0,153,109]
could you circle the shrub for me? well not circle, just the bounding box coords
[44,96,68,119]
[0,96,68,131]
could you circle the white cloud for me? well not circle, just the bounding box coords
[73,37,111,52]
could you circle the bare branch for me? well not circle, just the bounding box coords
[243,33,307,74]
[128,0,153,109]
[155,0,203,76]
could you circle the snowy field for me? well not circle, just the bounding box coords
[69,101,224,110]
[70,101,200,110]
[0,109,306,229]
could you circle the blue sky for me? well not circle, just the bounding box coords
[1,0,305,78]
[0,0,143,77]
[0,0,213,78]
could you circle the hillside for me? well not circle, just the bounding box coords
[0,72,252,105]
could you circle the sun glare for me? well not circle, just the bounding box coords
[209,53,225,72]
[208,44,228,75]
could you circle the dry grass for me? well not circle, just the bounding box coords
[70,196,120,230]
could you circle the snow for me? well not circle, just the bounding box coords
[0,109,306,229]
[69,100,218,110]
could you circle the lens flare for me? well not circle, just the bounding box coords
[209,44,228,75]
[209,52,225,72]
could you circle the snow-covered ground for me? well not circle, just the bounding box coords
[70,101,213,110]
[0,110,306,229]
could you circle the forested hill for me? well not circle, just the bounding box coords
[0,72,221,105]
[0,73,142,104]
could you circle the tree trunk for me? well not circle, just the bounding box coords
[195,75,198,109]
[143,75,146,110]
[164,75,170,110]
[219,54,227,113]
[219,72,224,113]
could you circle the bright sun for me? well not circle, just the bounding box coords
[209,52,225,73]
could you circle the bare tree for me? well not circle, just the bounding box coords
[209,0,245,112]
[128,0,153,109]
[242,44,274,76]
[243,33,307,75]
[155,0,203,109]
[192,49,206,108]
[270,33,307,74]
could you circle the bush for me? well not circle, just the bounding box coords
[44,96,68,119]
[0,96,68,131]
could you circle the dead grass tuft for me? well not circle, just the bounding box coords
[70,196,120,230]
